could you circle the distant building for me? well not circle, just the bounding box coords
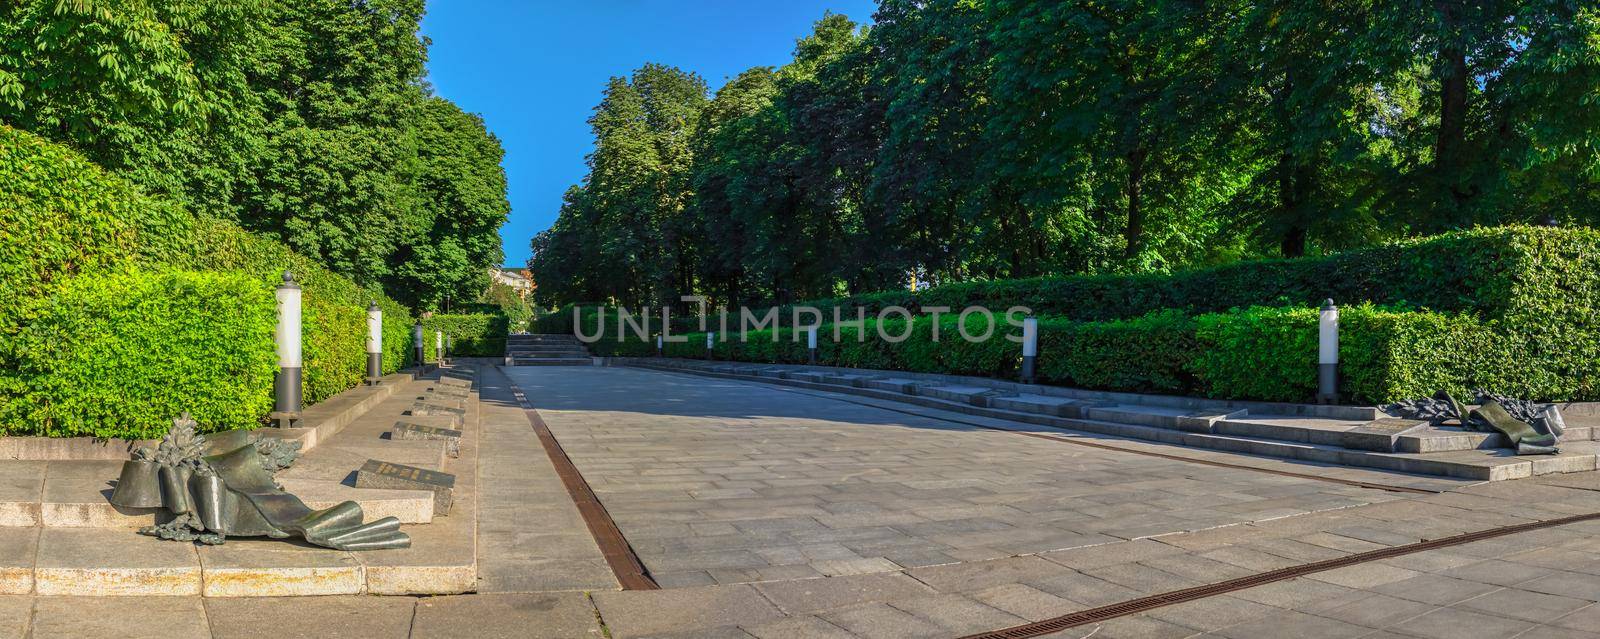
[490,267,534,299]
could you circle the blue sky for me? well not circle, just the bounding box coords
[419,0,880,268]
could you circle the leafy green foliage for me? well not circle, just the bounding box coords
[2,269,277,438]
[181,215,415,402]
[479,281,534,333]
[0,125,414,435]
[1191,305,1489,404]
[0,125,191,340]
[0,0,508,308]
[574,222,1600,403]
[1037,311,1199,394]
[530,3,1600,312]
[421,314,509,361]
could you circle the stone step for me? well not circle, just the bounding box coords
[3,460,438,528]
[508,351,590,359]
[772,361,1584,456]
[512,357,593,366]
[1214,415,1370,446]
[635,360,1599,483]
[506,335,580,345]
[505,347,588,357]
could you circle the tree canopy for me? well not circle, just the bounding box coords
[0,0,509,310]
[531,2,1600,309]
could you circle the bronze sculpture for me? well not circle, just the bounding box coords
[1385,390,1563,455]
[109,414,411,550]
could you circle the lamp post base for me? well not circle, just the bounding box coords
[1020,355,1037,385]
[268,411,302,429]
[1317,363,1338,405]
[272,367,302,428]
[365,353,382,385]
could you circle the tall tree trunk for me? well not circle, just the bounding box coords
[1280,225,1307,258]
[1275,150,1311,258]
[1434,0,1470,220]
[1124,147,1147,260]
[1273,66,1308,259]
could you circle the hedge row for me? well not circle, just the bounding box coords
[556,225,1600,402]
[586,304,1518,404]
[0,125,416,437]
[4,270,279,438]
[420,313,509,362]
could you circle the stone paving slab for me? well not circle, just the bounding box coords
[35,527,202,596]
[205,595,418,639]
[472,366,616,593]
[412,593,605,639]
[196,540,364,597]
[16,362,1600,638]
[507,366,1413,588]
[591,584,786,638]
[32,595,210,639]
[640,360,1597,483]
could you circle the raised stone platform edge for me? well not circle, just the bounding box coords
[604,357,1379,420]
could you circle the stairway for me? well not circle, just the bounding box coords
[628,359,1600,482]
[506,334,592,366]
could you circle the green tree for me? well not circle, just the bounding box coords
[387,97,510,310]
[1,0,509,307]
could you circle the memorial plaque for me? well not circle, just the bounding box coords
[1341,418,1429,452]
[411,400,465,413]
[392,421,463,457]
[356,459,455,515]
[407,402,465,427]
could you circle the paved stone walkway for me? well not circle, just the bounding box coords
[509,367,1411,588]
[475,367,615,592]
[19,364,1600,638]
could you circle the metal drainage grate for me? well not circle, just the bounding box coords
[498,368,659,591]
[960,511,1600,638]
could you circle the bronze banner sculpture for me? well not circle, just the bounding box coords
[109,414,411,550]
[1385,390,1564,455]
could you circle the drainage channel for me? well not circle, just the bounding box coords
[960,509,1600,638]
[695,371,1439,495]
[495,367,659,591]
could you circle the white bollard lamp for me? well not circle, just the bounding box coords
[1020,316,1038,384]
[364,301,383,385]
[1318,299,1339,404]
[272,271,303,427]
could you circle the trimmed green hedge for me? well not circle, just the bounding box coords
[0,125,416,436]
[1190,305,1490,403]
[179,215,414,402]
[3,269,278,438]
[421,313,508,362]
[1037,310,1199,394]
[558,225,1600,402]
[0,126,190,339]
[589,303,1549,405]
